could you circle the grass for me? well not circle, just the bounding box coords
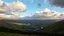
[0,32,30,36]
[9,22,30,26]
[0,21,36,36]
[0,32,36,36]
[0,27,37,36]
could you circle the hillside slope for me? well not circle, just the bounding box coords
[42,20,64,34]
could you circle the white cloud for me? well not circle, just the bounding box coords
[0,0,8,13]
[11,12,18,16]
[19,16,24,18]
[0,8,7,13]
[36,11,41,14]
[0,0,3,6]
[0,0,27,13]
[11,12,25,18]
[23,8,64,20]
[0,14,17,20]
[44,8,51,12]
[0,0,27,20]
[8,1,27,12]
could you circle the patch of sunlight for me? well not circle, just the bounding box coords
[9,22,30,26]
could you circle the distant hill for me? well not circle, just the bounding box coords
[42,20,64,34]
[17,20,58,27]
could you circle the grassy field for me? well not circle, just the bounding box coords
[0,21,36,36]
[0,32,36,36]
[0,27,37,36]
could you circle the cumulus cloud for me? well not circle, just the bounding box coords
[0,11,25,20]
[44,8,51,12]
[0,13,17,20]
[8,1,27,12]
[11,12,19,16]
[0,0,3,6]
[0,8,7,13]
[10,12,25,18]
[0,0,27,13]
[0,0,8,13]
[0,0,16,20]
[23,8,64,20]
[0,0,27,20]
[49,0,64,8]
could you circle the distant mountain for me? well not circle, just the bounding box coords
[42,20,64,34]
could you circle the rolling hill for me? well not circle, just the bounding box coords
[42,20,64,34]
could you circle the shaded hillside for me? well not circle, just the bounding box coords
[0,27,36,36]
[0,27,63,36]
[42,20,64,34]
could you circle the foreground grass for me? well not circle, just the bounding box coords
[0,32,36,36]
[0,27,37,36]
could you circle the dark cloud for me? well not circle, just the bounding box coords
[49,0,64,8]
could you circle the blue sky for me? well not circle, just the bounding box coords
[3,0,64,16]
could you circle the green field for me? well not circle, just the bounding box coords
[0,21,36,36]
[0,32,36,36]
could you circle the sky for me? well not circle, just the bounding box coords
[2,0,64,16]
[0,0,64,20]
